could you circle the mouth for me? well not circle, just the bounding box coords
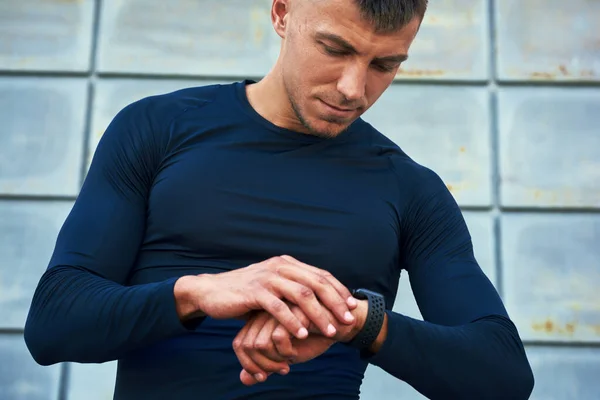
[318,99,357,117]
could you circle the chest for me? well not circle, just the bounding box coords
[145,142,402,294]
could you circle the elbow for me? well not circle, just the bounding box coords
[488,316,535,399]
[24,310,88,366]
[23,266,81,366]
[506,358,535,399]
[466,359,534,400]
[483,352,534,400]
[24,280,73,365]
[24,316,63,366]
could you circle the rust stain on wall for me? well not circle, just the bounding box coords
[529,64,596,80]
[528,188,583,206]
[530,71,556,79]
[531,319,577,336]
[581,70,595,77]
[396,68,445,77]
[531,319,600,337]
[532,319,555,333]
[250,9,265,45]
[532,319,577,335]
[254,26,264,44]
[558,64,569,75]
[445,181,473,195]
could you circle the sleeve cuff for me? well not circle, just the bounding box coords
[160,277,206,334]
[360,310,402,365]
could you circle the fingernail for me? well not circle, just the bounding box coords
[327,323,336,336]
[345,311,355,322]
[297,327,308,338]
[280,368,289,375]
[254,373,264,382]
[347,296,357,307]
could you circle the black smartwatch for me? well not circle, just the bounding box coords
[345,288,386,351]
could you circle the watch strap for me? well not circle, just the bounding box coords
[346,289,385,351]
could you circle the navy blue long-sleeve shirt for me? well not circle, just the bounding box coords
[24,80,534,399]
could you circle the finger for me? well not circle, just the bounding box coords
[240,369,258,386]
[244,350,289,376]
[272,324,297,361]
[255,318,288,364]
[272,306,305,360]
[270,276,338,338]
[233,318,252,348]
[250,318,291,375]
[240,369,274,386]
[277,256,356,325]
[240,369,259,386]
[233,313,271,382]
[279,255,356,311]
[280,255,357,309]
[255,291,309,339]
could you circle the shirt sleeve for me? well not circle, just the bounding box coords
[24,97,203,366]
[365,167,535,399]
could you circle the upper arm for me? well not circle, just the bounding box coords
[47,98,168,284]
[400,171,508,326]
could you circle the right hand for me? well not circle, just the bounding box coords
[233,305,339,385]
[174,255,357,339]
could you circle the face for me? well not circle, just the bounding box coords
[272,0,422,138]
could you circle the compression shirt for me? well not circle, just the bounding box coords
[24,80,534,399]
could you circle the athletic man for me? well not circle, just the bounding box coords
[24,0,535,398]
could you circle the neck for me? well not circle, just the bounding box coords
[245,70,308,134]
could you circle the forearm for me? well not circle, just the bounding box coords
[366,311,534,399]
[24,266,202,365]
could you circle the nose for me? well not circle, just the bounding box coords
[336,62,366,103]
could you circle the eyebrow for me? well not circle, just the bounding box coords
[314,32,409,63]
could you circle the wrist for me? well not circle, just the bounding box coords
[337,299,369,342]
[342,290,387,354]
[369,312,388,353]
[174,275,208,322]
[351,299,369,337]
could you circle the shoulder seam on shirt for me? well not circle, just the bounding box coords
[163,99,215,149]
[149,98,216,185]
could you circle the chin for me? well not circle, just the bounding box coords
[293,102,355,138]
[302,112,355,138]
[306,121,349,139]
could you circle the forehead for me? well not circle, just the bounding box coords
[296,0,420,53]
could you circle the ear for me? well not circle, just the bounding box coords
[271,0,290,39]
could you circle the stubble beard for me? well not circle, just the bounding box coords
[284,82,349,140]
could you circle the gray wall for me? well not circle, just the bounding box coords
[1,1,599,399]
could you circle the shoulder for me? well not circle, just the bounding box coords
[102,82,233,151]
[355,118,449,198]
[116,82,228,128]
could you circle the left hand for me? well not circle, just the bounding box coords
[232,300,368,385]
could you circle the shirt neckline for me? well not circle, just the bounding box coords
[230,79,360,144]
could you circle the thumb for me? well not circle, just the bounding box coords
[240,369,273,386]
[240,369,258,386]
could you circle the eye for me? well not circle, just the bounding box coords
[324,46,347,56]
[372,63,398,73]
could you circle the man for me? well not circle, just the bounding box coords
[24,0,535,399]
